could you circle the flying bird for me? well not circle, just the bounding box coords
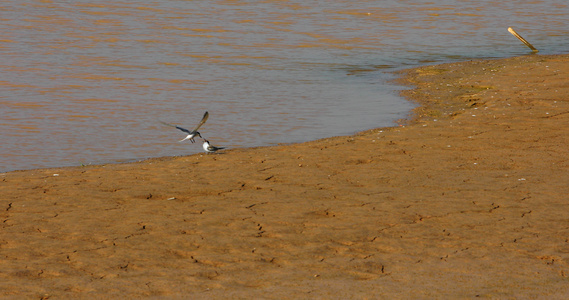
[160,111,209,143]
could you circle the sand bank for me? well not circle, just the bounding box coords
[2,54,569,298]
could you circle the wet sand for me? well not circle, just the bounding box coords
[2,54,569,298]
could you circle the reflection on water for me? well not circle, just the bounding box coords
[1,0,568,172]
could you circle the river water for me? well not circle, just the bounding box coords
[1,0,568,172]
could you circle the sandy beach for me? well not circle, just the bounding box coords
[2,54,569,298]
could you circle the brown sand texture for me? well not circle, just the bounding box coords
[2,54,569,298]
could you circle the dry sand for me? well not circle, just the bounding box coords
[2,54,569,298]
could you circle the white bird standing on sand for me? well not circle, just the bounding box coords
[160,111,209,143]
[202,139,226,153]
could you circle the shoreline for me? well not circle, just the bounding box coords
[2,54,569,298]
[0,54,549,175]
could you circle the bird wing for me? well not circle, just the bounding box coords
[209,144,226,151]
[159,121,191,134]
[190,111,209,133]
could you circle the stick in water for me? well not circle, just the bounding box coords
[508,27,538,52]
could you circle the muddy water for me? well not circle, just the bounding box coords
[1,0,567,172]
